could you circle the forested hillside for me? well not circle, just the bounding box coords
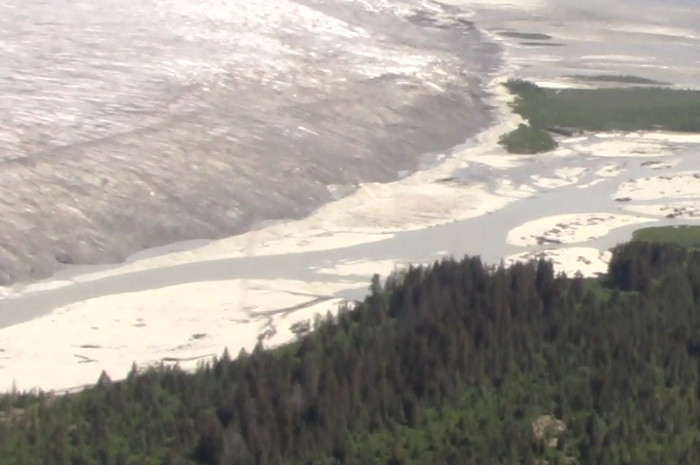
[1,240,699,465]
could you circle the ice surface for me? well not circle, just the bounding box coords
[0,0,497,284]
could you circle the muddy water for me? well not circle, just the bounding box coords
[1,139,698,328]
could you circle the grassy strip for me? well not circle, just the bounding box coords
[498,31,552,40]
[499,79,700,153]
[569,74,670,85]
[520,42,565,47]
[632,225,700,248]
[505,79,700,132]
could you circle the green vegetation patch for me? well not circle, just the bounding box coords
[498,31,552,40]
[632,225,700,248]
[570,74,670,85]
[498,123,557,154]
[505,79,700,132]
[519,41,566,47]
[499,79,700,153]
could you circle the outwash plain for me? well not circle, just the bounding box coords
[0,0,698,391]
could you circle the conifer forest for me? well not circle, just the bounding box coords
[1,239,700,465]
